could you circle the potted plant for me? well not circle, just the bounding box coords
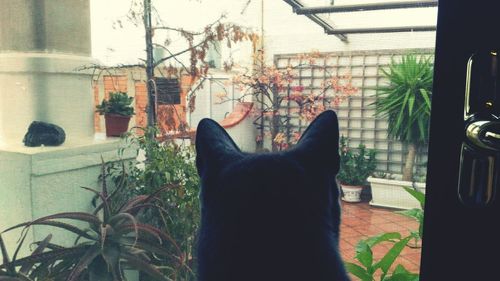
[96,91,135,137]
[368,54,432,209]
[338,136,377,202]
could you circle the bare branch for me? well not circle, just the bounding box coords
[152,14,226,35]
[153,43,191,74]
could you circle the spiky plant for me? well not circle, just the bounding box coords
[0,163,181,281]
[374,54,433,181]
[0,233,54,281]
[96,92,135,117]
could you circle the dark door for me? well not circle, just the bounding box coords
[422,1,500,280]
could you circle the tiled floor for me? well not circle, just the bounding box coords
[339,201,422,279]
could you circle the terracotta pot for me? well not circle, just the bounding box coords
[104,114,131,137]
[340,184,363,203]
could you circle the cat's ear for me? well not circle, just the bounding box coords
[292,110,340,173]
[195,118,241,177]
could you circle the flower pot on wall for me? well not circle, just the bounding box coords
[340,184,363,203]
[367,177,425,209]
[105,114,131,137]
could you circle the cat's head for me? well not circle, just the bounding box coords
[195,110,346,280]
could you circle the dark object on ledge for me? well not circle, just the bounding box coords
[23,121,66,147]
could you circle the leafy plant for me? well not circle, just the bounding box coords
[0,163,179,281]
[337,136,377,186]
[108,127,201,280]
[345,233,418,281]
[374,54,433,181]
[396,187,425,248]
[96,92,135,117]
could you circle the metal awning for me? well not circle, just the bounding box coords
[284,0,438,42]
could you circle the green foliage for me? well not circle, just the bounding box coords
[346,188,426,280]
[345,233,418,281]
[396,187,425,246]
[337,136,377,186]
[96,92,135,117]
[374,54,433,146]
[0,163,177,281]
[109,127,201,280]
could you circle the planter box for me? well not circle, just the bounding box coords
[367,177,425,210]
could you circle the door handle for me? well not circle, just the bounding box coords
[458,51,500,207]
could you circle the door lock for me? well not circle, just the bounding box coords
[458,50,500,207]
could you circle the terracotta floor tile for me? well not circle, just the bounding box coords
[339,201,422,277]
[340,226,363,238]
[403,252,422,265]
[352,224,385,236]
[342,217,368,227]
[366,215,392,224]
[343,234,368,247]
[385,213,415,223]
[397,220,419,230]
[352,210,373,218]
[341,249,356,261]
[376,222,408,233]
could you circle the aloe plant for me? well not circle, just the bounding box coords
[345,233,418,281]
[374,54,433,181]
[0,163,180,281]
[0,233,54,281]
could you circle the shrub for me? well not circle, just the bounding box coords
[337,136,377,186]
[109,127,201,280]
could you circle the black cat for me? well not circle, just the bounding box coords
[195,110,350,281]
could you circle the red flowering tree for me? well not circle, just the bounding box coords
[233,51,358,151]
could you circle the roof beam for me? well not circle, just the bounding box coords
[296,0,438,14]
[283,0,348,42]
[326,25,436,34]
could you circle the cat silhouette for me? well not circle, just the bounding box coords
[195,110,350,281]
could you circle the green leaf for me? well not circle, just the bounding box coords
[403,187,425,208]
[419,88,431,109]
[395,209,423,221]
[383,264,419,281]
[374,236,412,274]
[345,262,373,281]
[408,94,415,116]
[355,240,374,268]
[365,232,401,248]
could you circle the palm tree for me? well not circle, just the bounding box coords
[374,54,433,181]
